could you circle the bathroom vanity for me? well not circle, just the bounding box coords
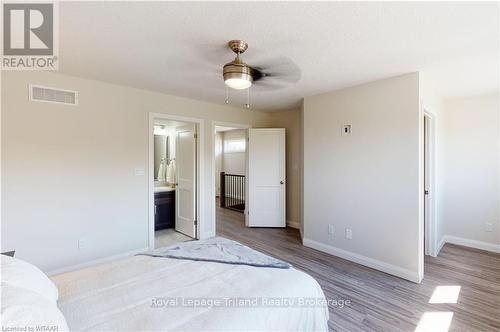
[154,186,175,230]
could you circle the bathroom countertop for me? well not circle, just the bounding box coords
[154,186,175,193]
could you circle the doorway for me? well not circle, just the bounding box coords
[423,111,436,257]
[214,123,250,232]
[149,113,203,249]
[212,123,287,232]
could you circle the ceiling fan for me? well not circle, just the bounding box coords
[222,40,300,91]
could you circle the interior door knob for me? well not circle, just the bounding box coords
[280,181,284,184]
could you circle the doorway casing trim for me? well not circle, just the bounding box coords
[423,109,437,258]
[148,112,205,249]
[211,121,251,234]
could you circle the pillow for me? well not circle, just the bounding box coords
[1,255,58,303]
[1,284,69,332]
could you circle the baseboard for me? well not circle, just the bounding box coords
[302,238,421,283]
[436,236,446,255]
[287,220,301,229]
[46,247,149,276]
[442,235,500,253]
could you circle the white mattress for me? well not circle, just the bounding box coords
[51,254,329,331]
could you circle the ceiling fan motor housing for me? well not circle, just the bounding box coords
[223,61,254,86]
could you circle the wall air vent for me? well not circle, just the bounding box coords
[29,84,78,106]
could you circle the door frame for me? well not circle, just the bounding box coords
[148,112,205,249]
[211,121,251,233]
[423,109,437,257]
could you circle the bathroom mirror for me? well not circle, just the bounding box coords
[154,131,170,181]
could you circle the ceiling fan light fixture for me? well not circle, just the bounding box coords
[223,62,253,90]
[225,77,252,90]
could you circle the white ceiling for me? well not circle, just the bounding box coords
[59,2,499,111]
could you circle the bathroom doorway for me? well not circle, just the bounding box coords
[149,114,201,249]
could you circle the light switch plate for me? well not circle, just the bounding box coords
[485,222,494,232]
[134,167,145,176]
[78,238,87,250]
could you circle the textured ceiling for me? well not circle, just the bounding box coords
[59,2,499,111]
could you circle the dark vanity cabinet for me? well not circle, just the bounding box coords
[154,190,175,230]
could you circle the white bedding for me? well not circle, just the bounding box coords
[51,254,329,331]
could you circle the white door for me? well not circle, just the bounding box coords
[175,124,197,238]
[247,128,286,227]
[424,115,430,255]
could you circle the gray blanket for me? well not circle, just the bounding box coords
[138,236,291,269]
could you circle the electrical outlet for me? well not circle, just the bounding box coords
[328,225,335,236]
[485,222,494,232]
[345,228,353,240]
[78,238,87,250]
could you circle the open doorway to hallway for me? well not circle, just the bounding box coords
[215,125,248,231]
[213,124,287,231]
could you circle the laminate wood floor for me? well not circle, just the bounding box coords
[155,228,191,248]
[216,204,500,332]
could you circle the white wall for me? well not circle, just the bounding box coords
[303,73,422,282]
[222,129,246,175]
[1,71,272,272]
[270,108,302,229]
[439,94,500,249]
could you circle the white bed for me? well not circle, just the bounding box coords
[51,254,329,331]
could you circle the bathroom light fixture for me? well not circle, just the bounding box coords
[153,125,167,136]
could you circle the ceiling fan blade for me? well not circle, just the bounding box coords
[252,55,299,72]
[251,68,264,81]
[166,42,231,76]
[252,79,289,91]
[251,55,301,85]
[167,40,301,93]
